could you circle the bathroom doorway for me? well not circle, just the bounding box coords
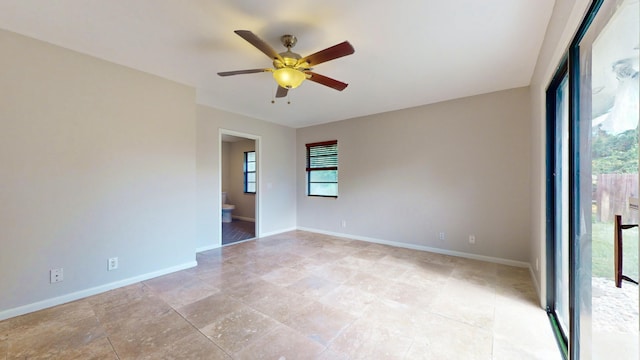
[220,130,259,245]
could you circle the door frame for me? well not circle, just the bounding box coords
[218,129,261,246]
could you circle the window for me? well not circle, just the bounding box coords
[306,140,338,197]
[244,151,256,193]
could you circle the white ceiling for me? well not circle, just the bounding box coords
[0,0,555,128]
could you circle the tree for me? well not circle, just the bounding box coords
[592,126,638,174]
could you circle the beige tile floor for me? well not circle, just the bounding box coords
[0,231,561,359]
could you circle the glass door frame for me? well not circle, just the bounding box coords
[545,57,570,359]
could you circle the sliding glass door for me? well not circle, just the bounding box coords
[548,0,639,358]
[577,0,639,358]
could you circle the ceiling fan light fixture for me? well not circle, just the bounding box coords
[220,31,354,95]
[273,67,306,89]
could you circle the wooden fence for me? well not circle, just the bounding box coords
[595,174,639,223]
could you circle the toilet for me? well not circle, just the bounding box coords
[221,192,235,223]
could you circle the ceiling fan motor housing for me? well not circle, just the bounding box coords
[280,35,297,49]
[274,35,307,69]
[274,51,302,68]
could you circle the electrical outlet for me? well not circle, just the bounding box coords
[108,257,118,271]
[439,232,445,240]
[469,235,476,244]
[50,268,63,283]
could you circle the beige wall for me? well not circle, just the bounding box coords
[0,29,197,318]
[528,0,591,304]
[297,87,532,262]
[197,106,296,250]
[225,139,256,220]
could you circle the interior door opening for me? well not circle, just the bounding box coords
[220,131,259,246]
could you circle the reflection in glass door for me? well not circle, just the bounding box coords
[547,0,639,358]
[578,0,639,358]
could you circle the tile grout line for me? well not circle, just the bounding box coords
[105,336,121,360]
[169,304,234,358]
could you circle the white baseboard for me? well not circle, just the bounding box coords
[0,261,197,322]
[222,237,257,247]
[259,227,297,238]
[296,227,530,268]
[196,244,219,253]
[232,216,255,222]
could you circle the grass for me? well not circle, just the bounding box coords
[592,221,639,280]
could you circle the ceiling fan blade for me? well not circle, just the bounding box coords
[275,86,289,98]
[234,30,283,61]
[305,72,349,91]
[217,69,269,76]
[299,41,355,67]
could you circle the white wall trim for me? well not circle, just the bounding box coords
[222,237,257,247]
[297,227,530,268]
[196,244,219,253]
[232,216,255,222]
[260,227,297,238]
[0,261,197,322]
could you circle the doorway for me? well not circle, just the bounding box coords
[220,130,260,245]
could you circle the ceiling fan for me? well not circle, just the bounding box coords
[218,30,355,99]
